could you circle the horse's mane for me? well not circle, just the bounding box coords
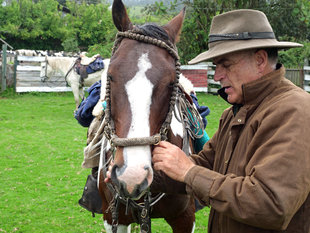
[136,23,170,44]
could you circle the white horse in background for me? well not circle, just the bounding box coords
[45,56,110,110]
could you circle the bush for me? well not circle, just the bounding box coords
[61,37,80,53]
[279,42,310,67]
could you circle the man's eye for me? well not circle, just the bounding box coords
[223,63,231,69]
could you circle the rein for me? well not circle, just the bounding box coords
[64,58,79,87]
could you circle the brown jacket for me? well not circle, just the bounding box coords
[185,65,310,233]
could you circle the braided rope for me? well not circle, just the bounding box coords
[175,86,204,140]
[112,30,180,61]
[111,134,161,147]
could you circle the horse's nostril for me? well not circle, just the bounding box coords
[110,164,153,199]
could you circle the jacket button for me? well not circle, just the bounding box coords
[237,119,242,123]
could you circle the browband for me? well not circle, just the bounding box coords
[209,31,275,43]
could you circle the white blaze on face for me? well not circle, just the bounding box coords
[117,53,154,193]
[126,53,153,138]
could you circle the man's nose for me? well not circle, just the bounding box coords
[213,66,225,82]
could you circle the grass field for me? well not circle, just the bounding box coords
[0,89,229,233]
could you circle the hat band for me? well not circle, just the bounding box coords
[209,31,275,43]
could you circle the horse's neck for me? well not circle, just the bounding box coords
[169,129,193,156]
[48,57,76,74]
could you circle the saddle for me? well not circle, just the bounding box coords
[78,173,103,217]
[75,54,105,85]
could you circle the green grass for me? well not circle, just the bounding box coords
[0,90,229,232]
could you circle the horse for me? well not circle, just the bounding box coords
[44,56,110,110]
[96,0,204,232]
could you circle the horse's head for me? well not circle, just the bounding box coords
[105,0,185,200]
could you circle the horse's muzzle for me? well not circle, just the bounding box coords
[111,163,153,200]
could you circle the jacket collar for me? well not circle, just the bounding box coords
[218,64,285,107]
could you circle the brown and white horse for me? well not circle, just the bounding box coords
[97,1,200,232]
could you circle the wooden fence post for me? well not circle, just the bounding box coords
[1,44,7,92]
[304,66,310,92]
[13,55,18,92]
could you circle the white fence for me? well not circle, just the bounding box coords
[11,56,310,94]
[16,56,71,93]
[304,66,310,92]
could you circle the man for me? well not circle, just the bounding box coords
[152,9,310,233]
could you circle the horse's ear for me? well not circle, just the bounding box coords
[163,7,186,44]
[112,0,133,32]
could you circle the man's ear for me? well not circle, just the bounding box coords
[255,49,269,73]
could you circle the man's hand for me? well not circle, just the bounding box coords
[152,141,195,182]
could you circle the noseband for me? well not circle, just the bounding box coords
[103,28,181,147]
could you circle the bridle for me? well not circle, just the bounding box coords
[103,27,182,147]
[101,27,203,233]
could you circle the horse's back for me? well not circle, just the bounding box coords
[46,56,76,72]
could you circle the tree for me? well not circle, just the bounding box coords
[0,0,116,56]
[144,0,309,65]
[0,0,66,49]
[63,0,116,56]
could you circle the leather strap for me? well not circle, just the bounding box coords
[209,31,275,43]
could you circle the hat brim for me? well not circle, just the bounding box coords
[188,39,303,64]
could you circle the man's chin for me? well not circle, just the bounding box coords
[227,95,240,104]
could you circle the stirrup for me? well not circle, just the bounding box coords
[79,174,103,217]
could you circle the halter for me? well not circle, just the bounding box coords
[103,28,181,146]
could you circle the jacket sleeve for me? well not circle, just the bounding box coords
[185,118,219,204]
[184,95,310,230]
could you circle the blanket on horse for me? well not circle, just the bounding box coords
[74,81,101,127]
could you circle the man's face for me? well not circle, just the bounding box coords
[213,50,260,104]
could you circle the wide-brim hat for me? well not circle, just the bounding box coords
[188,9,303,64]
